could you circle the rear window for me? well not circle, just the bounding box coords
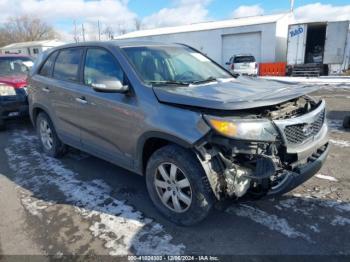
[0,56,34,76]
[53,48,83,82]
[234,56,255,63]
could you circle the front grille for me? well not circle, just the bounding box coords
[284,110,325,144]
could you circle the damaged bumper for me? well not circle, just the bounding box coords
[267,142,329,196]
[196,99,329,200]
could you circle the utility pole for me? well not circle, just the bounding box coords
[98,20,101,41]
[290,0,295,12]
[73,20,78,43]
[82,24,86,42]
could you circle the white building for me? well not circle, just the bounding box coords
[0,39,65,58]
[116,13,294,66]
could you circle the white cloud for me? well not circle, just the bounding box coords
[231,5,264,19]
[294,3,350,22]
[0,0,137,41]
[141,0,212,29]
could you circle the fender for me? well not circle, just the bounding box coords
[135,131,195,174]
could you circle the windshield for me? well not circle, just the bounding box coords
[122,45,232,86]
[0,57,34,77]
[233,56,255,63]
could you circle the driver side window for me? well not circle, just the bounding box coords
[84,48,124,86]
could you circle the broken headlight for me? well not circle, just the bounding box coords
[0,84,16,96]
[205,116,278,141]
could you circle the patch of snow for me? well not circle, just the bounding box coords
[226,204,310,241]
[315,174,339,182]
[331,216,350,226]
[5,130,185,256]
[20,197,51,218]
[329,139,350,148]
[308,224,320,233]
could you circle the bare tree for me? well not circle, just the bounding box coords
[103,26,114,40]
[0,15,58,47]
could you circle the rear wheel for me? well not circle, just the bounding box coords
[36,112,66,158]
[145,145,215,226]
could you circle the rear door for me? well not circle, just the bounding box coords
[324,21,350,64]
[49,47,85,147]
[78,47,138,169]
[287,24,307,65]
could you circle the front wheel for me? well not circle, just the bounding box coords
[36,112,66,158]
[145,145,215,226]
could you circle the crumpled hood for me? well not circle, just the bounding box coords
[153,77,318,110]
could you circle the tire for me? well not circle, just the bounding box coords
[145,144,215,226]
[343,116,350,129]
[36,112,66,158]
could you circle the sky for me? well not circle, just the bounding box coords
[0,0,350,41]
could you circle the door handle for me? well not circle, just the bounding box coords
[42,87,50,93]
[75,97,88,104]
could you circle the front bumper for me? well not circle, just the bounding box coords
[267,142,329,196]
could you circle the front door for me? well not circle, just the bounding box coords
[78,47,139,169]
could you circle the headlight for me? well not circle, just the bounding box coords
[205,116,278,141]
[0,84,16,96]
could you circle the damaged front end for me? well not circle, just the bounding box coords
[195,96,329,200]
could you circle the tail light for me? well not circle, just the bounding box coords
[255,63,258,69]
[231,64,234,70]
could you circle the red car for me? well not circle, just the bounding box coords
[0,54,33,129]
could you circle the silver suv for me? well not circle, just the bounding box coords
[28,41,329,225]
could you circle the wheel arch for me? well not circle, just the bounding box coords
[136,131,194,175]
[31,104,51,127]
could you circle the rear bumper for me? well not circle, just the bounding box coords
[0,94,28,120]
[267,143,330,196]
[233,68,258,76]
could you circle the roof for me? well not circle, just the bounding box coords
[47,40,182,50]
[116,13,289,40]
[1,39,65,49]
[0,54,31,58]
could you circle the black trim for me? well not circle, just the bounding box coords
[135,131,193,174]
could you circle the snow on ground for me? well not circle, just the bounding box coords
[315,174,339,182]
[226,195,350,243]
[226,204,311,241]
[5,130,185,256]
[331,216,350,226]
[262,76,350,86]
[329,139,350,148]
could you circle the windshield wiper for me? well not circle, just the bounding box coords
[190,76,218,85]
[148,80,189,86]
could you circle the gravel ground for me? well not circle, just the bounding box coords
[0,85,349,259]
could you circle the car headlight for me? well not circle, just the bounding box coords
[205,116,278,141]
[0,84,16,96]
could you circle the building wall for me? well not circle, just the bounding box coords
[275,14,293,62]
[127,22,278,65]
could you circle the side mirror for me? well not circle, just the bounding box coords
[91,80,129,93]
[225,62,231,65]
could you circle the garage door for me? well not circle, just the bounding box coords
[221,32,261,65]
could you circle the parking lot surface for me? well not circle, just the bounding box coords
[0,85,350,257]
